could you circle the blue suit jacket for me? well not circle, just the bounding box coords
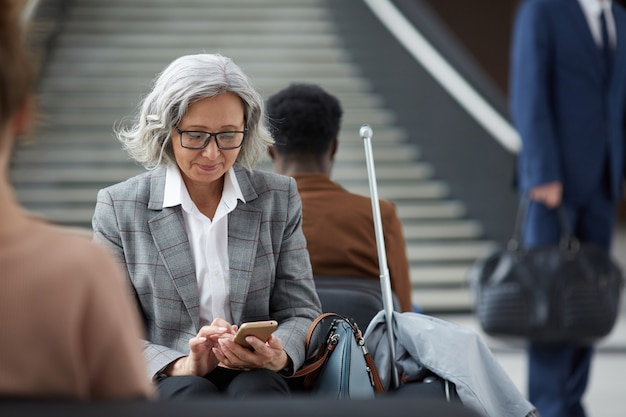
[92,165,322,378]
[510,0,626,204]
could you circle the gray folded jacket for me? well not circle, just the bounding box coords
[364,311,536,417]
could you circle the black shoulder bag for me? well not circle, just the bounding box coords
[468,198,624,344]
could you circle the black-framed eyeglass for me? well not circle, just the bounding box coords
[175,126,247,150]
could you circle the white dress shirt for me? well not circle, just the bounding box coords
[578,0,616,49]
[163,165,245,327]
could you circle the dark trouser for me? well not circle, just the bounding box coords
[157,367,290,399]
[522,180,615,417]
[528,344,593,417]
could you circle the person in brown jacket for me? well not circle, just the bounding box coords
[267,83,414,313]
[0,1,152,400]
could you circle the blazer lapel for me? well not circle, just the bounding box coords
[566,0,605,77]
[147,170,201,330]
[228,167,262,323]
[610,5,626,89]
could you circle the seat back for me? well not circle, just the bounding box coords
[313,275,400,331]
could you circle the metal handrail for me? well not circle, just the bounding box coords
[21,0,41,23]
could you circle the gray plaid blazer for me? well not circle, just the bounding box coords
[92,165,322,378]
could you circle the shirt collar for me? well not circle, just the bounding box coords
[223,166,246,209]
[163,165,245,213]
[579,0,611,15]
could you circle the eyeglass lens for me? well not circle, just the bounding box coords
[180,130,245,150]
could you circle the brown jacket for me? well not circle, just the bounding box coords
[294,174,412,312]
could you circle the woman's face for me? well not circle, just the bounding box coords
[172,92,245,190]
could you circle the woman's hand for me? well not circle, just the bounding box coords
[213,332,289,373]
[164,318,235,377]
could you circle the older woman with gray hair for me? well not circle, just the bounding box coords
[92,53,322,399]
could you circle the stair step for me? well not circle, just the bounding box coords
[16,189,112,204]
[25,208,96,227]
[73,0,323,4]
[406,241,497,263]
[62,20,336,35]
[402,220,484,240]
[14,149,134,164]
[331,164,434,182]
[38,92,386,110]
[39,76,372,95]
[53,47,350,64]
[344,183,449,200]
[396,201,467,219]
[56,33,342,49]
[67,4,326,21]
[412,288,473,313]
[11,167,145,185]
[45,62,360,79]
[410,264,472,286]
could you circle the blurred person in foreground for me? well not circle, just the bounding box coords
[266,82,414,313]
[0,0,152,400]
[510,0,626,416]
[91,53,322,399]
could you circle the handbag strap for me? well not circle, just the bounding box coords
[554,206,579,250]
[511,195,578,250]
[292,312,338,378]
[362,338,385,393]
[304,312,339,350]
[509,196,527,250]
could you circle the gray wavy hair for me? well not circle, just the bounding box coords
[115,53,273,170]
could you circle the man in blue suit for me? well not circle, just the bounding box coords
[510,0,626,416]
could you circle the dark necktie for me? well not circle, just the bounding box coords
[600,9,613,83]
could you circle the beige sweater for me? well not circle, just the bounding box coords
[0,217,153,400]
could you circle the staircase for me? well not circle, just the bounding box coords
[13,0,498,313]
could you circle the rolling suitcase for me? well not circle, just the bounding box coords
[359,124,460,401]
[360,126,538,417]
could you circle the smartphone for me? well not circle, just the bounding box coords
[233,320,278,349]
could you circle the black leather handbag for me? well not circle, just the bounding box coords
[468,199,624,344]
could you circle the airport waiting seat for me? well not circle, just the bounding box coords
[313,275,401,331]
[0,396,483,417]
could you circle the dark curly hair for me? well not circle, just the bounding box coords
[266,83,343,155]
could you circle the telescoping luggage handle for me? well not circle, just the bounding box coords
[360,124,400,389]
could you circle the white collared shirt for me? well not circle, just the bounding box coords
[578,0,616,49]
[163,165,245,327]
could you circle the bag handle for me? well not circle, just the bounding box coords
[292,312,338,378]
[510,195,579,251]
